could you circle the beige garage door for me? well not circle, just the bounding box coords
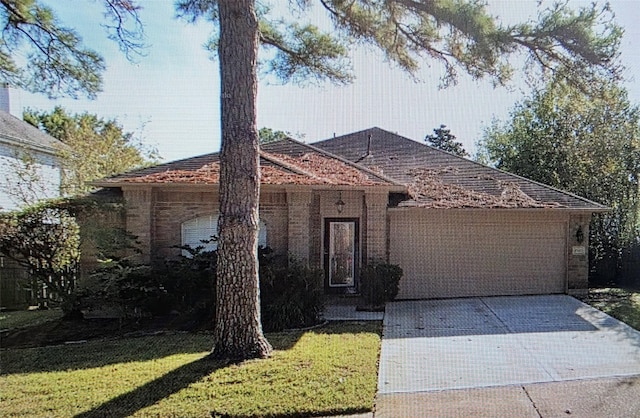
[389,210,567,299]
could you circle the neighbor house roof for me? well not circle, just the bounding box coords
[95,137,399,188]
[313,127,607,210]
[0,110,64,155]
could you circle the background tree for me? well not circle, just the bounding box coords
[258,127,306,144]
[2,0,625,360]
[425,124,468,157]
[476,75,640,282]
[24,106,158,196]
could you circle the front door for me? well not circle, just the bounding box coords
[324,218,359,293]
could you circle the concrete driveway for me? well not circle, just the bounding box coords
[378,295,640,394]
[378,295,640,395]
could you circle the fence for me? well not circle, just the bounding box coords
[620,243,640,287]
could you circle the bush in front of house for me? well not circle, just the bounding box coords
[360,260,403,307]
[83,258,170,318]
[259,248,325,332]
[160,244,217,320]
[82,245,324,331]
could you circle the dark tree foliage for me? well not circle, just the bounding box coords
[425,124,468,157]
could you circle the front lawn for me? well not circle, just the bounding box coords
[0,308,63,330]
[0,321,381,418]
[581,287,640,331]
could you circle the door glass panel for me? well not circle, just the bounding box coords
[329,221,355,287]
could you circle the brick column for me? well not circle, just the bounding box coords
[287,190,312,263]
[567,213,590,296]
[123,187,154,264]
[365,190,388,262]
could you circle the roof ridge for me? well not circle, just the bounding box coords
[278,136,403,186]
[259,150,323,180]
[314,127,608,210]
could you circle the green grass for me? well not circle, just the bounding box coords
[0,308,63,330]
[0,321,381,418]
[582,287,640,331]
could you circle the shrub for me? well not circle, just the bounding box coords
[160,245,217,317]
[81,244,324,331]
[84,258,166,317]
[259,248,324,332]
[360,260,403,307]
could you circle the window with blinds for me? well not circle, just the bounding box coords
[181,215,267,256]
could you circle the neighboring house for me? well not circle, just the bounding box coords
[94,127,606,299]
[0,110,65,211]
[0,96,66,308]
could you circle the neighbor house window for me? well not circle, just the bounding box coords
[181,215,267,256]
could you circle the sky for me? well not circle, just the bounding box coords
[6,0,640,163]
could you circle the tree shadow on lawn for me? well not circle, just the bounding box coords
[1,333,213,375]
[1,325,315,375]
[72,325,376,418]
[78,358,369,418]
[74,354,225,418]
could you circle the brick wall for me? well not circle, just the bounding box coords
[365,190,388,262]
[122,187,154,263]
[122,187,290,266]
[286,190,312,262]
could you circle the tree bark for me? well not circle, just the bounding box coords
[211,0,272,360]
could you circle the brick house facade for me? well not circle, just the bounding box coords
[94,128,606,299]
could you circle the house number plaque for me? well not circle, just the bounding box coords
[572,246,586,256]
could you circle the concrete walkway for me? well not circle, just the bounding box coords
[375,375,640,417]
[376,295,640,417]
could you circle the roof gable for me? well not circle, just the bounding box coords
[96,137,397,187]
[313,127,607,210]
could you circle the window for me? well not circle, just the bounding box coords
[181,215,267,256]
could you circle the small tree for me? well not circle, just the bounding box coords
[425,125,469,157]
[24,107,158,196]
[0,201,81,315]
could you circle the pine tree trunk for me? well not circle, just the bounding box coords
[211,0,272,360]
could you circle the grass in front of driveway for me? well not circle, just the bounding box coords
[0,321,381,418]
[582,287,640,331]
[0,308,63,330]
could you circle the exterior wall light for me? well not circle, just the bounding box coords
[336,191,345,214]
[576,225,584,243]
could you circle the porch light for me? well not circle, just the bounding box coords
[336,192,346,213]
[576,226,584,243]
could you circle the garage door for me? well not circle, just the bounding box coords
[389,210,567,299]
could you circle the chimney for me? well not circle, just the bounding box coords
[0,83,10,113]
[366,133,372,156]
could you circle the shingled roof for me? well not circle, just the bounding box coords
[95,137,398,187]
[313,127,607,210]
[0,110,64,154]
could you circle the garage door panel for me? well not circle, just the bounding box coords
[390,211,566,299]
